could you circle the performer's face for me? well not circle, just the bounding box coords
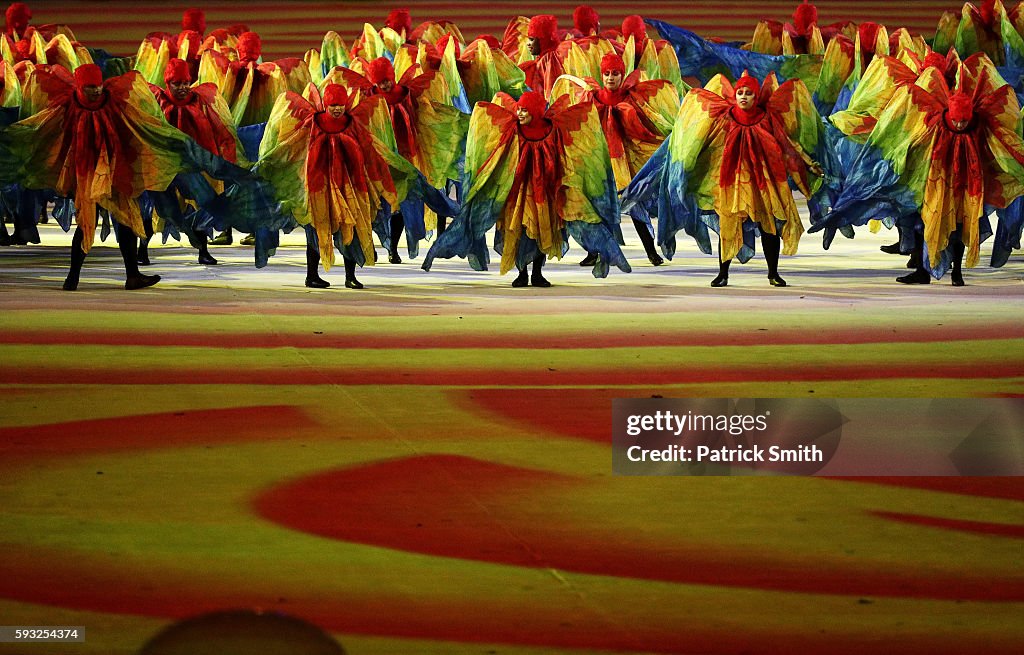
[377,79,394,92]
[327,104,345,118]
[516,106,532,125]
[602,70,623,91]
[735,87,756,109]
[168,80,191,101]
[951,118,970,132]
[526,37,541,56]
[82,85,103,102]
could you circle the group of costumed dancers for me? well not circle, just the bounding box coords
[1,1,1023,290]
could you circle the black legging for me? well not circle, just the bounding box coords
[717,233,781,276]
[67,223,141,282]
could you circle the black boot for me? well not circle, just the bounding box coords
[897,229,929,284]
[304,235,330,288]
[578,252,599,266]
[762,233,786,287]
[63,228,86,290]
[196,233,218,265]
[633,217,663,266]
[511,267,529,287]
[950,233,965,286]
[711,257,731,287]
[388,212,404,263]
[137,236,151,266]
[531,254,551,287]
[880,241,902,255]
[344,256,363,289]
[119,224,160,289]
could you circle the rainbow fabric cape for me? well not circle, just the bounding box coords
[423,93,629,278]
[622,73,825,264]
[0,67,250,253]
[811,64,1024,278]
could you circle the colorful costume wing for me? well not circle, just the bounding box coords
[812,35,854,113]
[351,24,389,62]
[418,38,470,112]
[0,60,21,109]
[622,84,724,259]
[955,0,1009,65]
[934,11,960,55]
[401,67,470,188]
[424,96,518,271]
[562,41,602,80]
[3,70,248,252]
[134,37,171,86]
[197,50,230,93]
[812,70,941,247]
[750,21,784,55]
[501,16,531,63]
[319,31,350,75]
[647,18,821,92]
[830,55,916,141]
[43,34,88,71]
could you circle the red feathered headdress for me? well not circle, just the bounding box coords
[227,24,249,37]
[5,2,30,32]
[793,1,817,36]
[600,52,625,75]
[573,5,600,36]
[367,57,396,85]
[323,83,349,107]
[74,63,103,88]
[734,70,760,95]
[947,91,974,123]
[516,90,547,120]
[622,15,647,45]
[182,7,205,34]
[527,14,559,52]
[236,31,262,63]
[164,57,191,84]
[385,9,411,34]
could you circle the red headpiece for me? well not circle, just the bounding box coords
[164,58,191,84]
[527,14,559,52]
[734,70,760,95]
[793,1,817,35]
[436,34,461,59]
[573,5,600,36]
[385,9,411,34]
[516,90,547,120]
[601,52,625,75]
[236,31,261,63]
[74,63,103,88]
[227,24,249,37]
[322,83,349,107]
[181,8,205,34]
[947,91,974,123]
[622,15,647,45]
[367,57,396,85]
[475,34,500,49]
[5,2,30,32]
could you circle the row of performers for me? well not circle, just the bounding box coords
[0,12,1022,289]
